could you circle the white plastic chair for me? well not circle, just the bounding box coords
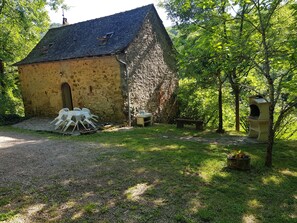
[56,111,73,130]
[82,117,97,129]
[73,107,81,111]
[73,114,87,131]
[61,113,76,132]
[62,120,76,132]
[82,108,98,122]
[50,108,69,124]
[55,116,68,130]
[81,112,96,129]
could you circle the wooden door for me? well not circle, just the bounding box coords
[61,82,73,110]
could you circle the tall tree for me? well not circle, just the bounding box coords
[173,26,228,132]
[0,0,65,115]
[162,0,233,132]
[243,0,297,166]
[224,1,255,131]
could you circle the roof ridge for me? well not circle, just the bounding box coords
[50,4,154,30]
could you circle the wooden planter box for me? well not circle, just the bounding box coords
[227,156,251,170]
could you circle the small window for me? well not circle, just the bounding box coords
[106,32,114,38]
[97,32,114,45]
[41,43,54,55]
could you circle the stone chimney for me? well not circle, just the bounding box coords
[63,17,68,25]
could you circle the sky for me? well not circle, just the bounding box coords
[48,0,173,27]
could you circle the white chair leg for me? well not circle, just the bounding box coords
[55,120,65,130]
[84,119,96,129]
[63,121,74,132]
[72,122,78,133]
[79,121,87,129]
[50,118,58,124]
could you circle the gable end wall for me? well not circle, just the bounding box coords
[124,10,178,123]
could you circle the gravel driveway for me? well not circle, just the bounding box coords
[0,131,98,185]
[0,130,112,222]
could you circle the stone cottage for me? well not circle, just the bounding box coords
[15,4,178,123]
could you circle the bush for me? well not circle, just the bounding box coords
[0,114,25,126]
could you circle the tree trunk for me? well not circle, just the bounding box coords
[234,85,240,132]
[265,116,274,167]
[259,7,275,167]
[265,85,275,167]
[0,60,3,73]
[227,68,241,132]
[0,60,5,95]
[216,77,224,133]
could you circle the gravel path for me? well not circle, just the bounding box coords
[0,130,110,222]
[12,117,56,132]
[0,131,98,186]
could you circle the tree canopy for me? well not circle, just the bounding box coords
[0,0,65,115]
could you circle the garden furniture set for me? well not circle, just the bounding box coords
[50,107,98,132]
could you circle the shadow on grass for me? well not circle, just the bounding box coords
[0,125,296,222]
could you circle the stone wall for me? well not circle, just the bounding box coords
[18,56,126,122]
[124,9,178,123]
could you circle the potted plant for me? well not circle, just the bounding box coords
[227,150,251,170]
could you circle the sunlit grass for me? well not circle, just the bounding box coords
[0,210,18,221]
[199,159,228,182]
[124,183,153,201]
[280,169,297,177]
[248,199,263,208]
[262,175,284,185]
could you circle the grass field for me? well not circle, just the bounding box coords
[0,124,296,222]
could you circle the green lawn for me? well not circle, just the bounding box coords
[0,124,296,222]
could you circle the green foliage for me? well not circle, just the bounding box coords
[0,210,18,221]
[0,0,50,62]
[83,203,98,214]
[275,112,297,139]
[163,0,297,167]
[177,78,251,129]
[0,0,65,116]
[243,1,297,149]
[178,78,218,125]
[164,0,257,132]
[0,65,24,116]
[163,0,297,144]
[0,114,25,126]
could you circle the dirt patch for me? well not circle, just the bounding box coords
[0,131,115,222]
[178,135,260,146]
[0,131,100,184]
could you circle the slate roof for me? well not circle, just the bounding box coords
[15,4,157,65]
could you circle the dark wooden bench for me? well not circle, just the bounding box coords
[176,118,203,130]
